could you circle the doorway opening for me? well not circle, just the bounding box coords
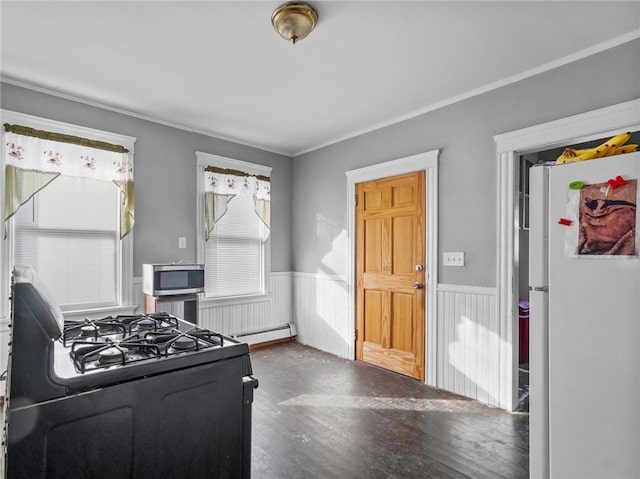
[514,131,640,413]
[496,99,640,416]
[515,153,536,413]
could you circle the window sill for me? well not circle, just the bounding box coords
[200,293,273,308]
[0,306,138,327]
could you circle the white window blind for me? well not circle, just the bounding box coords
[14,175,120,310]
[205,194,267,298]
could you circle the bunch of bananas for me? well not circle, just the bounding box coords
[556,132,637,164]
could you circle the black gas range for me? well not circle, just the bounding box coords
[5,267,258,478]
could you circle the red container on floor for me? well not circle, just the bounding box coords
[519,299,529,364]
[519,317,529,363]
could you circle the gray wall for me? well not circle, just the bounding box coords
[1,82,293,275]
[291,39,640,287]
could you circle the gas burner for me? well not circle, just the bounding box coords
[98,346,129,364]
[81,324,100,337]
[134,318,156,330]
[169,335,197,351]
[164,333,201,354]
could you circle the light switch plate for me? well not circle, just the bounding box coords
[178,237,187,249]
[443,252,464,266]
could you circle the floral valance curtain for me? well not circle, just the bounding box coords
[203,166,270,241]
[4,123,134,239]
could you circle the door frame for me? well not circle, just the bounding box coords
[494,98,640,472]
[346,149,439,385]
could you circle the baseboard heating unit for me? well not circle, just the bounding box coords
[232,323,297,346]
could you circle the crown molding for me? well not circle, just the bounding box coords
[0,76,293,158]
[293,29,640,156]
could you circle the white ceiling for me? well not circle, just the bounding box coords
[1,1,639,156]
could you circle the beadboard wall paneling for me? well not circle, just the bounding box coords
[292,272,351,359]
[436,284,499,407]
[198,299,271,335]
[134,272,293,336]
[270,272,293,327]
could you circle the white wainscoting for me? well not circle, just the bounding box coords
[436,284,499,407]
[0,275,503,409]
[292,272,352,359]
[134,272,293,337]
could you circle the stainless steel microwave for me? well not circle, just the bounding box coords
[142,264,205,296]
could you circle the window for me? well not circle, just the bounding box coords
[1,110,135,317]
[14,176,120,309]
[196,152,271,300]
[205,194,267,297]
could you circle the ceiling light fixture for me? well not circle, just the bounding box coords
[271,3,318,45]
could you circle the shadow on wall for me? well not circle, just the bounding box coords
[315,214,349,282]
[439,288,502,407]
[293,269,351,358]
[294,215,352,358]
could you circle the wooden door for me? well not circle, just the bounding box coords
[356,171,425,380]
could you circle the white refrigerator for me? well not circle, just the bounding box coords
[529,152,639,479]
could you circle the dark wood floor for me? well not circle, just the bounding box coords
[249,342,529,479]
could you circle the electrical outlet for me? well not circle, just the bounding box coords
[178,237,187,249]
[443,252,465,266]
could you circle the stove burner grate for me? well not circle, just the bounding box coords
[145,327,224,355]
[70,335,162,373]
[63,317,127,345]
[117,313,180,334]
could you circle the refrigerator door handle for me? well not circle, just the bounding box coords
[529,165,549,288]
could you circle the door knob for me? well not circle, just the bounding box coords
[412,282,423,289]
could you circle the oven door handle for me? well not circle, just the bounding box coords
[242,375,259,405]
